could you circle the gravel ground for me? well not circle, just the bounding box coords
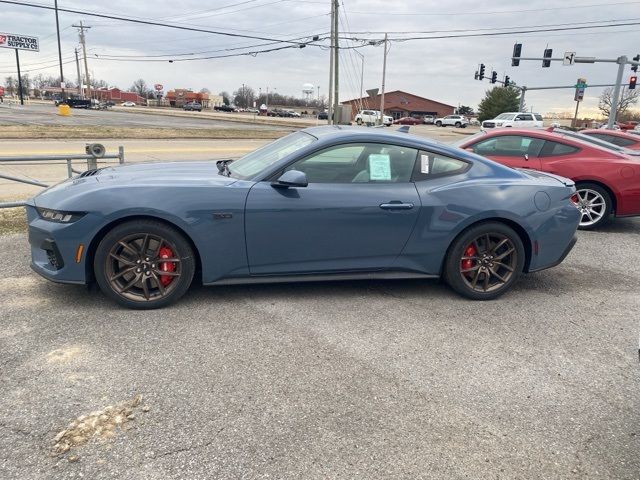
[0,218,639,479]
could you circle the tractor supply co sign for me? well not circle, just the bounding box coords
[0,33,39,51]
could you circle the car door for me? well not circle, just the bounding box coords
[244,142,421,275]
[469,134,544,170]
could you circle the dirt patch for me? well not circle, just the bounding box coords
[47,347,83,364]
[52,395,150,456]
[0,207,27,235]
[0,125,290,140]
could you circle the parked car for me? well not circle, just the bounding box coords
[317,111,328,120]
[616,120,639,131]
[54,98,91,109]
[183,102,202,112]
[354,110,393,126]
[393,116,423,125]
[435,115,468,128]
[457,128,640,229]
[422,115,435,125]
[121,101,136,107]
[481,112,544,129]
[214,105,235,112]
[580,128,640,150]
[26,126,579,308]
[546,127,640,157]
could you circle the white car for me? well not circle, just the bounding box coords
[481,112,543,129]
[121,101,136,107]
[354,109,393,126]
[434,115,468,128]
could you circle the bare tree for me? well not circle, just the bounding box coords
[598,87,639,118]
[199,87,211,94]
[4,76,16,96]
[130,78,150,97]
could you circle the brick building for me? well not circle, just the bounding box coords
[165,89,210,108]
[93,88,145,104]
[342,90,455,120]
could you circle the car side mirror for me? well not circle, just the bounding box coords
[271,170,308,188]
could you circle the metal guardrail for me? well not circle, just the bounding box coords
[0,144,125,209]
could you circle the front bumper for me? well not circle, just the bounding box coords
[26,205,94,285]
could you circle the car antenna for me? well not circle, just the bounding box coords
[396,126,410,133]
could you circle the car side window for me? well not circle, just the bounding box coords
[286,143,418,184]
[540,141,580,157]
[521,114,534,121]
[534,114,543,121]
[412,151,470,181]
[471,135,545,157]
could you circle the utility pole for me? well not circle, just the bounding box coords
[74,48,82,98]
[332,0,340,125]
[607,56,627,129]
[73,21,92,100]
[379,33,388,126]
[327,0,334,124]
[54,0,66,100]
[15,49,24,105]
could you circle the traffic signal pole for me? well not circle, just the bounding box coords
[608,56,627,129]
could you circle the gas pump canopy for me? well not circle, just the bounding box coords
[0,33,39,51]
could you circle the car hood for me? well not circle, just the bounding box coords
[33,161,238,207]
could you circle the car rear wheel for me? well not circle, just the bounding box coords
[444,222,524,300]
[455,122,461,128]
[436,121,442,127]
[572,183,612,230]
[356,118,363,125]
[94,220,195,309]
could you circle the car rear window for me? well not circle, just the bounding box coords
[534,114,543,121]
[540,141,580,156]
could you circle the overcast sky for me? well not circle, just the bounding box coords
[1,0,639,116]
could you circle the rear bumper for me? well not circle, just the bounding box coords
[529,234,578,273]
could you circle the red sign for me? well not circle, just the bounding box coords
[0,86,4,96]
[154,84,163,91]
[0,35,6,46]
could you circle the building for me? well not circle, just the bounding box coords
[165,89,210,108]
[342,90,456,120]
[93,88,145,104]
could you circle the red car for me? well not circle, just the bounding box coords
[579,129,640,151]
[457,128,640,229]
[393,116,423,125]
[616,121,639,131]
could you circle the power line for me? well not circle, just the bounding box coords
[0,0,324,46]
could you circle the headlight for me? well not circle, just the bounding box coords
[36,207,86,223]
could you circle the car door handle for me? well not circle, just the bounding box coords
[380,201,414,210]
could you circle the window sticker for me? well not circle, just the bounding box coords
[368,154,391,180]
[420,154,430,174]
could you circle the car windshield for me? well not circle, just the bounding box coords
[229,131,317,179]
[495,113,514,120]
[556,129,640,156]
[451,131,486,147]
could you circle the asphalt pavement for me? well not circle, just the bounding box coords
[1,217,639,479]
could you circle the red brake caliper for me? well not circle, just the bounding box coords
[158,246,176,286]
[461,244,476,276]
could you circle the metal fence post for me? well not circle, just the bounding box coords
[66,159,73,178]
[119,146,125,164]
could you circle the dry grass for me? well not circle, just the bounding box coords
[0,125,289,140]
[0,207,27,235]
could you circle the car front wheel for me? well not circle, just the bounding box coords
[572,183,612,230]
[455,122,461,128]
[444,222,524,300]
[94,220,196,309]
[436,121,442,127]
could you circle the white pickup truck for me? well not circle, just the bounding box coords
[354,109,393,126]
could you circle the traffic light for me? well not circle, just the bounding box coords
[474,70,479,80]
[512,43,522,66]
[490,71,497,84]
[479,64,485,80]
[632,54,639,73]
[542,48,553,68]
[630,76,637,90]
[504,76,510,87]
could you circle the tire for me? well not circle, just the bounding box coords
[444,222,525,300]
[94,220,196,309]
[436,121,442,127]
[455,122,461,128]
[356,118,363,125]
[573,182,613,230]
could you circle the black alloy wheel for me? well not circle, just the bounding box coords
[94,220,195,309]
[445,222,525,300]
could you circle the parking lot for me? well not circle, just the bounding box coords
[1,214,638,478]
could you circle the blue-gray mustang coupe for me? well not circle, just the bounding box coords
[26,126,580,308]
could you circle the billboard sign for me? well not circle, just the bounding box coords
[0,33,39,51]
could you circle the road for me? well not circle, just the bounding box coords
[1,217,639,479]
[0,103,293,130]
